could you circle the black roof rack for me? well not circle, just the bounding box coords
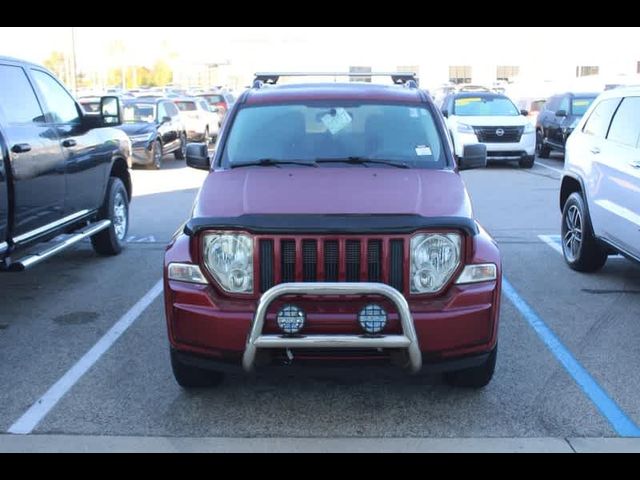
[252,72,419,89]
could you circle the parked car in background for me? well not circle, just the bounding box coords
[560,86,640,271]
[513,97,546,126]
[173,97,220,143]
[196,91,235,124]
[78,96,102,113]
[536,92,598,158]
[165,72,501,390]
[0,56,132,271]
[441,92,536,168]
[120,97,187,169]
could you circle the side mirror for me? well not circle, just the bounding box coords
[186,143,210,171]
[520,109,529,116]
[441,109,449,118]
[458,144,487,170]
[100,96,121,126]
[555,109,567,118]
[161,116,172,124]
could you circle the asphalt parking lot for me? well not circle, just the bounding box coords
[1,152,639,452]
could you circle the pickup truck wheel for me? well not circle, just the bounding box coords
[170,350,225,388]
[91,177,129,256]
[204,126,210,143]
[561,192,608,272]
[174,134,187,160]
[536,131,551,158]
[444,346,497,388]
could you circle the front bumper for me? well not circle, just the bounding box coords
[454,131,536,160]
[131,144,153,165]
[164,227,501,374]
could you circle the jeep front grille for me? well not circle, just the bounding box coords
[257,236,406,293]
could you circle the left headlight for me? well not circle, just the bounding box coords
[410,233,461,294]
[523,123,535,134]
[203,232,253,294]
[457,123,475,134]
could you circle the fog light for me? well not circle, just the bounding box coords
[277,305,305,335]
[358,304,387,334]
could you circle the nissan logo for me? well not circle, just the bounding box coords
[495,128,505,137]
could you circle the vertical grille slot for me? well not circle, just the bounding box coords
[259,239,274,292]
[346,240,361,282]
[302,240,317,282]
[367,240,382,282]
[324,240,339,282]
[281,240,296,283]
[389,239,404,292]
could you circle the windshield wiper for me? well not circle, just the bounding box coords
[231,158,318,169]
[315,157,410,169]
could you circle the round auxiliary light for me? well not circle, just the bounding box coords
[276,305,306,335]
[358,304,388,335]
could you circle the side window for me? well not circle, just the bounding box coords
[0,65,44,124]
[199,100,209,111]
[546,96,559,112]
[157,102,168,121]
[606,97,640,148]
[166,103,180,118]
[559,96,570,113]
[583,98,620,138]
[30,69,80,124]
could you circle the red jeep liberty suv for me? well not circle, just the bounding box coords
[164,73,501,389]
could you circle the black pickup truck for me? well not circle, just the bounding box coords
[0,56,132,271]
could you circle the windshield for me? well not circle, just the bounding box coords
[572,97,596,116]
[175,101,196,112]
[123,103,156,123]
[453,96,520,116]
[222,102,446,169]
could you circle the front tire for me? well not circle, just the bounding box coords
[444,346,497,388]
[174,133,187,160]
[91,177,129,256]
[170,350,225,389]
[146,140,162,170]
[537,131,551,158]
[561,192,608,272]
[519,155,535,169]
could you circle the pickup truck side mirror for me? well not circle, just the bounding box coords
[520,109,529,116]
[100,96,121,126]
[441,109,449,118]
[160,116,172,124]
[555,109,568,118]
[458,144,487,170]
[186,143,211,171]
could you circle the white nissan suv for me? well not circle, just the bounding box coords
[560,86,640,271]
[441,92,536,168]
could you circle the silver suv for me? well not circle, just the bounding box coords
[560,86,640,271]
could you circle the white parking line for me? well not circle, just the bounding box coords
[539,234,623,259]
[8,279,163,435]
[538,234,564,255]
[535,161,564,175]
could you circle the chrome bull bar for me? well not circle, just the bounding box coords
[242,282,422,373]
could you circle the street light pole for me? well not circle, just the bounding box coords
[71,27,78,95]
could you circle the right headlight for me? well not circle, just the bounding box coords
[202,232,253,294]
[410,233,461,294]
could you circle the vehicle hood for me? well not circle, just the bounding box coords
[452,115,528,127]
[118,123,156,136]
[193,168,473,219]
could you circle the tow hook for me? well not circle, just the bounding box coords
[285,348,294,365]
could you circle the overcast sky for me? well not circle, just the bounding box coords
[1,27,639,76]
